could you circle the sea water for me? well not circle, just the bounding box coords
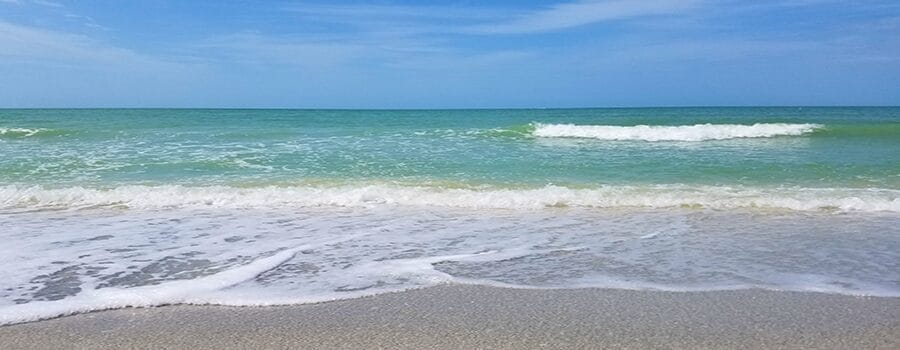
[1,107,898,324]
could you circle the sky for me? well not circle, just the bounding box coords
[0,0,899,108]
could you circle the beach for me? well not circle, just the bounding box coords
[4,0,899,347]
[1,108,898,346]
[1,284,897,349]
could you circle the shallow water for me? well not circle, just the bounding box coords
[1,107,898,324]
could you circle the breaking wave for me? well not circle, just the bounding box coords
[1,184,897,212]
[530,123,822,141]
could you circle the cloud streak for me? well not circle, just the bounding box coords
[466,0,702,34]
[0,21,184,71]
[285,1,703,36]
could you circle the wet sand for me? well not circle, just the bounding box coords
[1,285,898,349]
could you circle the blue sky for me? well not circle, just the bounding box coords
[1,0,899,108]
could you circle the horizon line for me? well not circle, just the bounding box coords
[2,105,899,111]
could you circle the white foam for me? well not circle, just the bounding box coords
[0,127,48,137]
[532,123,822,141]
[0,206,897,325]
[0,248,299,325]
[1,184,897,212]
[452,274,900,297]
[0,231,378,325]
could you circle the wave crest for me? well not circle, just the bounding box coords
[532,123,822,141]
[0,127,54,138]
[1,184,896,212]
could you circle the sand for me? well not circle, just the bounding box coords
[0,285,898,349]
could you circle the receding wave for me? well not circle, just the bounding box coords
[530,123,822,141]
[1,184,897,212]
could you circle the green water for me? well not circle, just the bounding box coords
[1,107,898,189]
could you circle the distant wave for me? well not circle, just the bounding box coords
[531,123,822,141]
[2,184,897,212]
[0,127,57,138]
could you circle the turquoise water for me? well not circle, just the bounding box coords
[2,107,898,189]
[1,108,898,324]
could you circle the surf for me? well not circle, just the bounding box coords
[2,184,897,212]
[530,123,822,141]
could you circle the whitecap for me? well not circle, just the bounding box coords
[532,123,822,141]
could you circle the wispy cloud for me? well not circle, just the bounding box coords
[0,19,210,107]
[285,1,703,36]
[2,0,108,30]
[30,0,62,8]
[0,20,179,69]
[465,0,703,34]
[282,3,506,38]
[285,3,504,22]
[2,1,898,107]
[63,13,108,30]
[1,0,63,7]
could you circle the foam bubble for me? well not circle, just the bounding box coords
[532,123,822,141]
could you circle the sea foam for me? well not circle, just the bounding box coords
[532,123,822,141]
[1,206,897,325]
[1,184,897,212]
[0,127,49,138]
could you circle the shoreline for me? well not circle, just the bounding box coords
[1,285,897,349]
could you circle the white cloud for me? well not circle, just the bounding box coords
[0,0,64,7]
[284,1,703,36]
[466,0,702,34]
[30,0,63,8]
[0,21,183,70]
[282,3,507,38]
[285,3,504,21]
[63,13,109,30]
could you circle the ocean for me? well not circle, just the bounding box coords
[1,107,898,324]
